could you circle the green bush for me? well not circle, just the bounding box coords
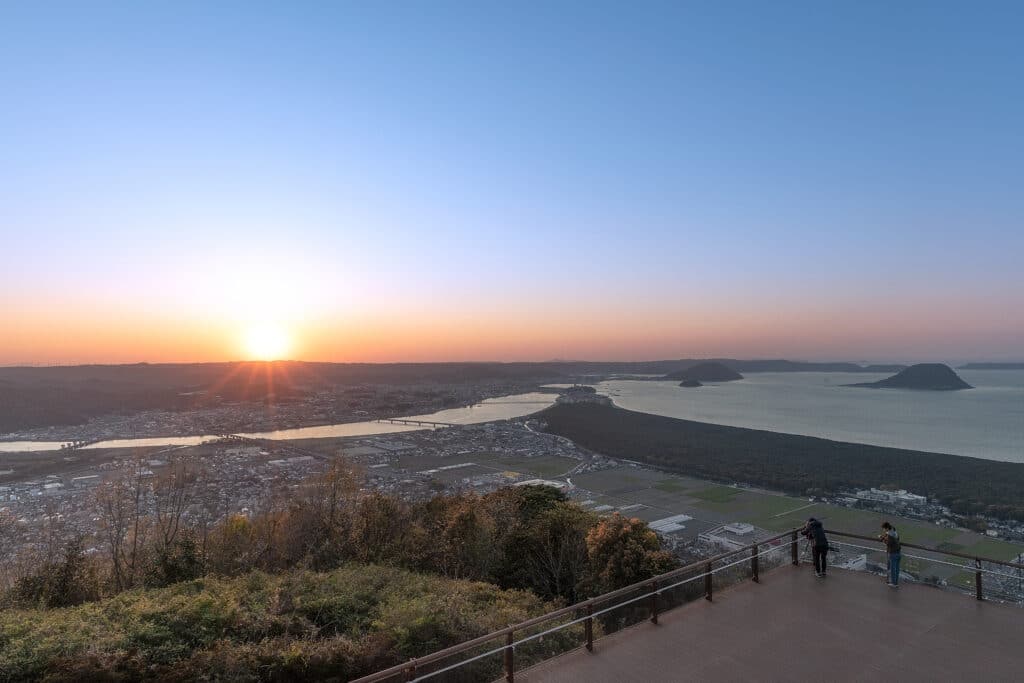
[10,540,100,609]
[0,564,553,682]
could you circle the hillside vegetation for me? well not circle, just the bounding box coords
[0,564,552,682]
[0,464,677,681]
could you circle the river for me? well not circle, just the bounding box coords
[0,392,557,453]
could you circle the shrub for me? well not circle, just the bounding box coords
[0,564,555,681]
[11,540,101,609]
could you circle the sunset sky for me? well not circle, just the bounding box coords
[2,2,1022,364]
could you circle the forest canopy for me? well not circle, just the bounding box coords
[539,403,1024,521]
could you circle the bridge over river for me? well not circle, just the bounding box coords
[375,418,457,428]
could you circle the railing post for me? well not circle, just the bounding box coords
[976,558,983,601]
[403,659,417,682]
[791,531,799,565]
[504,631,515,682]
[704,561,713,601]
[585,603,594,652]
[649,580,659,624]
[752,544,759,583]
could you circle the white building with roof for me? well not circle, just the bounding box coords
[699,523,776,550]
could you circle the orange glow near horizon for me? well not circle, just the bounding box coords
[1,292,1022,365]
[243,324,291,361]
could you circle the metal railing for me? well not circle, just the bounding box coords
[825,529,1024,601]
[351,528,803,683]
[351,527,1024,683]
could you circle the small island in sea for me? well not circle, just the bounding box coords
[556,384,612,405]
[679,379,703,388]
[847,363,973,391]
[665,361,743,383]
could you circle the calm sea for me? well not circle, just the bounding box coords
[598,370,1024,463]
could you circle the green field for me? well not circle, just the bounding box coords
[564,465,1024,567]
[962,537,1024,562]
[689,485,741,503]
[762,503,960,548]
[571,469,650,491]
[655,478,688,493]
[761,503,864,532]
[742,495,811,519]
[476,454,578,478]
[692,490,810,521]
[900,524,960,545]
[949,571,976,589]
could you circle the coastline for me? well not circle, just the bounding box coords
[537,401,1024,523]
[593,373,1024,463]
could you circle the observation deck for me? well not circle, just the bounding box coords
[521,565,1021,682]
[354,529,1024,683]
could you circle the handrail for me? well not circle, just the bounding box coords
[352,527,1024,683]
[351,527,801,683]
[832,538,1019,577]
[403,546,790,683]
[825,530,1024,570]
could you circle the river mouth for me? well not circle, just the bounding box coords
[0,392,557,453]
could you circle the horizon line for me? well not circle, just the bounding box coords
[0,357,1012,370]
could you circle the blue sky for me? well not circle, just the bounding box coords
[1,1,1022,362]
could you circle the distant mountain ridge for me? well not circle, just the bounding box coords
[665,362,743,383]
[847,363,973,391]
[0,359,925,434]
[0,358,909,379]
[719,360,906,374]
[959,362,1024,370]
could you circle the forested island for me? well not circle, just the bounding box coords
[539,402,1024,521]
[847,363,972,391]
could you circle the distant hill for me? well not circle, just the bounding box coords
[847,363,972,391]
[723,360,906,373]
[665,361,742,383]
[0,358,913,433]
[959,362,1024,370]
[862,364,908,373]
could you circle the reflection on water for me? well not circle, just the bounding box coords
[599,370,1024,463]
[0,392,556,453]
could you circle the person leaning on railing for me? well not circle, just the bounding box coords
[879,522,902,588]
[800,517,829,578]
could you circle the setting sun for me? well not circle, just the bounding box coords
[243,324,291,360]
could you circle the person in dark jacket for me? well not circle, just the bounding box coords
[801,517,829,578]
[879,522,902,587]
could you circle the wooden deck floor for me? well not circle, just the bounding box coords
[519,566,1023,682]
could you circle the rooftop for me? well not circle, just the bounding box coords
[520,566,1022,682]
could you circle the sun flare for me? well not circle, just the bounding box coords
[243,324,291,361]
